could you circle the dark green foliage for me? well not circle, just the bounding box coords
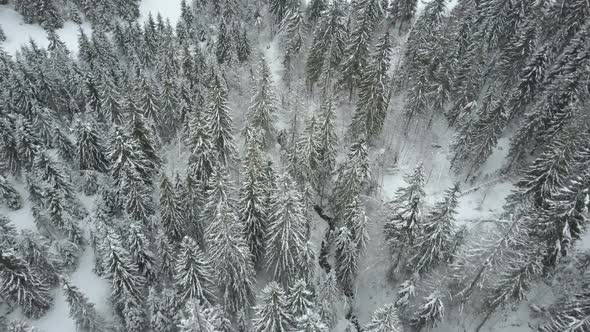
[0,175,22,210]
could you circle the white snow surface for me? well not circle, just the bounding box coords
[0,5,92,55]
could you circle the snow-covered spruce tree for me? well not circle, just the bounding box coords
[295,309,329,332]
[148,287,177,332]
[100,227,145,308]
[286,279,314,317]
[270,0,299,25]
[154,230,176,282]
[205,72,237,166]
[297,240,318,285]
[206,180,256,314]
[127,220,157,282]
[136,75,161,135]
[53,127,76,165]
[349,29,392,142]
[45,185,83,244]
[0,175,22,210]
[248,57,278,146]
[307,0,327,23]
[108,126,151,193]
[314,98,338,201]
[281,4,306,85]
[14,0,63,30]
[0,250,53,318]
[450,93,508,178]
[6,320,38,332]
[240,129,269,267]
[265,175,308,286]
[175,236,217,306]
[539,290,590,332]
[202,167,235,229]
[364,303,402,332]
[123,169,156,227]
[62,278,105,332]
[305,0,347,89]
[216,20,233,65]
[513,137,574,208]
[0,24,5,42]
[317,271,339,326]
[99,78,124,125]
[182,174,206,248]
[332,139,370,223]
[236,27,252,63]
[290,114,321,184]
[337,0,387,99]
[395,275,418,309]
[475,246,544,331]
[388,0,419,31]
[410,292,446,331]
[409,184,460,274]
[178,300,229,332]
[160,173,186,242]
[384,163,425,270]
[122,298,147,332]
[128,104,161,179]
[187,108,215,184]
[15,231,61,287]
[335,225,359,295]
[0,118,22,177]
[253,282,294,332]
[76,119,109,173]
[16,116,42,171]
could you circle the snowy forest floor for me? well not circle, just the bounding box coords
[1,1,589,331]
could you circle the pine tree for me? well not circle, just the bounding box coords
[148,287,177,332]
[349,30,392,141]
[297,241,318,284]
[216,20,233,65]
[123,170,156,226]
[62,278,105,332]
[240,129,269,267]
[178,300,220,332]
[187,109,215,184]
[335,225,358,294]
[364,303,402,332]
[236,28,251,63]
[344,196,369,253]
[16,116,41,171]
[315,98,338,200]
[122,299,147,332]
[388,0,418,31]
[317,271,339,326]
[266,175,308,286]
[395,276,417,309]
[332,139,370,222]
[136,76,161,134]
[7,320,38,332]
[206,178,256,313]
[127,220,157,282]
[100,78,124,125]
[290,114,321,184]
[129,106,161,178]
[384,163,425,269]
[15,0,64,30]
[307,0,327,23]
[183,175,206,248]
[175,236,217,306]
[305,0,347,89]
[0,25,5,42]
[337,0,386,98]
[270,0,298,25]
[286,279,314,317]
[76,119,109,173]
[410,184,460,274]
[0,175,22,210]
[15,231,61,287]
[155,230,175,281]
[160,174,186,242]
[101,228,145,307]
[540,290,590,332]
[295,309,329,332]
[410,292,445,331]
[0,118,22,177]
[281,5,306,84]
[109,126,151,192]
[248,57,278,145]
[205,72,237,166]
[0,250,53,318]
[53,127,76,165]
[253,282,294,332]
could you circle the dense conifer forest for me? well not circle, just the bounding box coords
[0,0,588,331]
